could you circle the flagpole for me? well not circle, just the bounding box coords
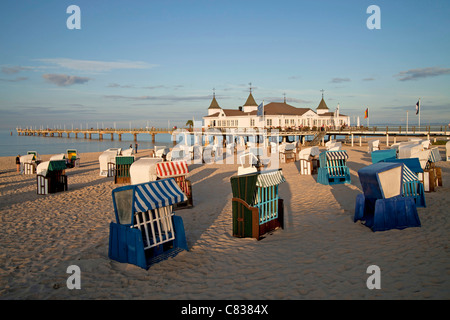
[418,98,421,131]
[406,110,409,134]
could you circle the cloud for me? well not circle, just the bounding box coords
[1,66,33,74]
[395,67,450,81]
[330,77,351,83]
[0,77,28,82]
[104,94,211,102]
[36,58,157,73]
[107,83,134,88]
[42,74,91,86]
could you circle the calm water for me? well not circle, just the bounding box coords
[0,130,174,158]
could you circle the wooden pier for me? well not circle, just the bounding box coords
[16,128,175,142]
[15,125,450,147]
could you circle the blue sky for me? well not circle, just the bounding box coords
[1,0,449,129]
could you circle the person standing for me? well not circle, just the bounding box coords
[16,155,20,172]
[135,143,138,153]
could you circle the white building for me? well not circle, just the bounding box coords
[203,90,350,130]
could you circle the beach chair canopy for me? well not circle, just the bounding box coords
[324,150,348,161]
[358,162,403,200]
[36,160,67,176]
[130,157,162,185]
[67,149,77,159]
[255,169,286,188]
[112,178,187,226]
[371,149,396,164]
[398,143,422,159]
[156,160,189,178]
[385,157,423,174]
[20,154,35,163]
[50,153,65,161]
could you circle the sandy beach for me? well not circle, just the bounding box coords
[0,140,449,300]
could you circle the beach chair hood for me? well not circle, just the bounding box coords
[156,160,189,178]
[112,178,187,226]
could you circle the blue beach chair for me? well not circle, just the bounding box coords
[317,150,351,185]
[354,162,421,232]
[108,178,188,269]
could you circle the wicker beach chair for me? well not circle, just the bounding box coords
[36,160,68,195]
[114,156,135,184]
[317,150,351,185]
[230,169,285,240]
[108,178,188,269]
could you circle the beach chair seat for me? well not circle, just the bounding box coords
[156,160,193,209]
[36,160,68,195]
[230,169,285,240]
[114,156,135,184]
[108,179,188,269]
[20,154,36,175]
[354,162,421,232]
[317,150,351,185]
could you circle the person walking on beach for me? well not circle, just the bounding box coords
[16,155,20,172]
[135,143,138,153]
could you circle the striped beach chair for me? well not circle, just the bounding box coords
[230,169,285,240]
[317,150,351,185]
[354,162,421,232]
[108,178,188,269]
[156,160,193,208]
[383,158,426,207]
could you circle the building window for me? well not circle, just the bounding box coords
[251,119,255,126]
[235,120,238,127]
[267,119,272,126]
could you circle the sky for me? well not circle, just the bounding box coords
[1,0,449,130]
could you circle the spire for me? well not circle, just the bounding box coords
[317,90,329,111]
[208,88,221,109]
[244,82,258,106]
[283,92,286,103]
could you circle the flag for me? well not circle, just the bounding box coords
[364,108,368,119]
[415,100,420,115]
[257,102,264,117]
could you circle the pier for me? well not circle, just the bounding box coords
[15,125,450,147]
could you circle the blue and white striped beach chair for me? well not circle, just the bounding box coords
[108,178,188,269]
[317,150,351,185]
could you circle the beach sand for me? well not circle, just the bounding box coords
[0,140,449,300]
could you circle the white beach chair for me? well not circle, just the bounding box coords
[238,152,258,175]
[446,141,450,161]
[368,139,380,153]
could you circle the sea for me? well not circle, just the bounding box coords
[0,129,174,158]
[1,124,449,158]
